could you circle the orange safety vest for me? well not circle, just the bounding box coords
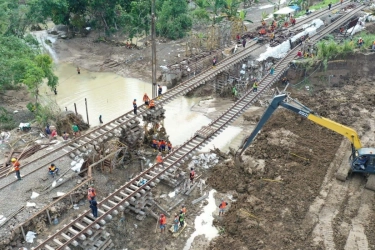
[160,141,166,146]
[152,139,157,144]
[143,94,149,102]
[88,188,96,199]
[220,201,227,209]
[160,216,166,225]
[156,155,163,163]
[13,162,20,171]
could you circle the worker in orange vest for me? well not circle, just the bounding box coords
[159,214,167,233]
[88,185,96,201]
[219,198,228,216]
[358,37,364,47]
[160,140,166,152]
[152,139,158,152]
[149,99,155,109]
[11,158,22,181]
[167,141,172,153]
[156,153,164,167]
[143,93,150,106]
[181,205,187,215]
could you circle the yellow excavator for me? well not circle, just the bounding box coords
[238,93,375,190]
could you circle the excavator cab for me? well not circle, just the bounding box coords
[351,148,375,174]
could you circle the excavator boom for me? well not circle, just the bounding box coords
[239,93,375,190]
[239,94,362,155]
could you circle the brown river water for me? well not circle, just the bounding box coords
[36,31,243,151]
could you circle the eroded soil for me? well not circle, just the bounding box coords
[208,80,375,249]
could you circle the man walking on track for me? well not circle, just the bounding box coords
[11,158,22,181]
[90,199,98,218]
[88,185,97,201]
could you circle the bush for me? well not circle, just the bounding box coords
[156,0,192,40]
[0,107,16,130]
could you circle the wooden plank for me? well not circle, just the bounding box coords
[168,222,187,237]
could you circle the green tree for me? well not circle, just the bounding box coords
[192,0,226,24]
[156,0,192,39]
[0,35,58,99]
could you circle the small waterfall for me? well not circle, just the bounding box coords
[31,30,58,62]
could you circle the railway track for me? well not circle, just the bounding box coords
[32,4,365,250]
[0,1,351,191]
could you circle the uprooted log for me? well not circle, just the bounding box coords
[55,111,90,136]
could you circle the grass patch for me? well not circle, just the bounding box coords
[310,0,340,10]
[353,31,375,51]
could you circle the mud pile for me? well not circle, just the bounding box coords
[207,82,375,249]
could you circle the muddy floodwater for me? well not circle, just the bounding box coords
[40,63,243,151]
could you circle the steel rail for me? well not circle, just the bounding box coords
[1,2,345,189]
[33,4,365,249]
[0,43,264,190]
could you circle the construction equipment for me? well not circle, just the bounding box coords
[238,92,375,189]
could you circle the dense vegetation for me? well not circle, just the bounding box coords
[0,0,58,128]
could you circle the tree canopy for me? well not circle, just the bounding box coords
[0,1,58,97]
[0,35,58,94]
[156,0,192,39]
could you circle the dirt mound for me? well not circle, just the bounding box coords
[207,85,373,249]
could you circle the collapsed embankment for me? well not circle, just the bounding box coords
[207,52,375,249]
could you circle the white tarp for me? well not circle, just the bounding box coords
[26,231,36,243]
[274,7,295,15]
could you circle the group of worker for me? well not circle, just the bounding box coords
[45,124,81,141]
[152,139,172,153]
[260,16,296,35]
[8,158,60,181]
[297,49,315,59]
[159,198,229,233]
[260,19,278,34]
[159,205,187,233]
[133,85,165,115]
